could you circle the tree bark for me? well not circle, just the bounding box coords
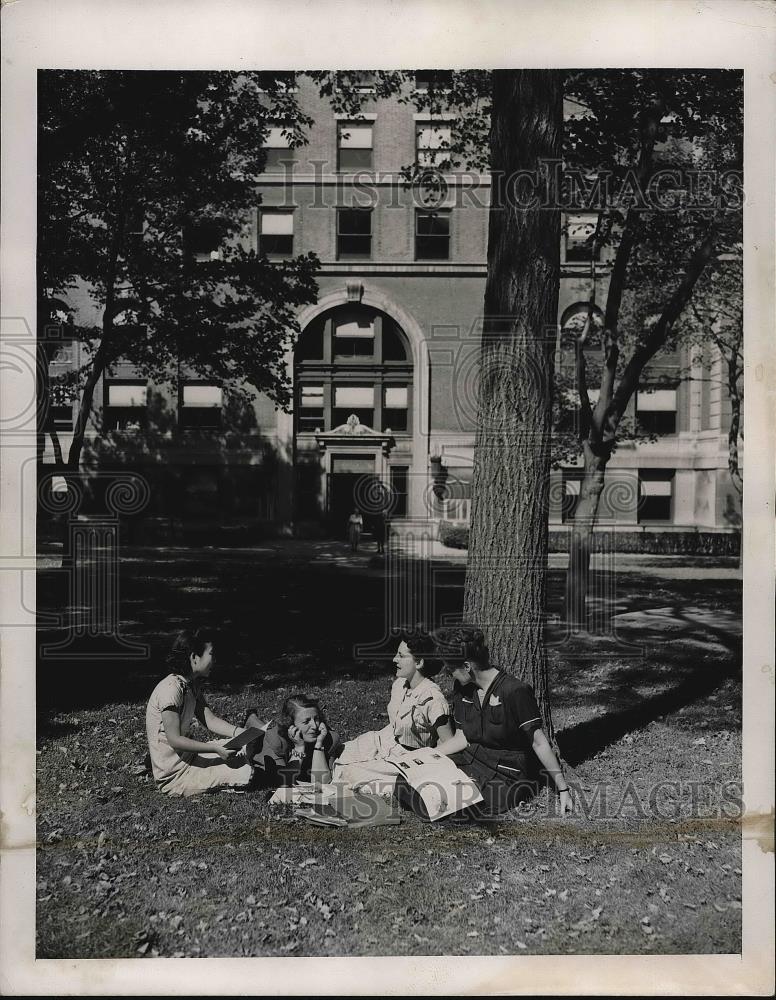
[462,70,562,736]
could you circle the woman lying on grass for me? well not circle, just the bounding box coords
[393,626,573,820]
[246,694,341,787]
[332,629,455,795]
[145,628,257,797]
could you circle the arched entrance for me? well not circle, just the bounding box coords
[293,302,414,536]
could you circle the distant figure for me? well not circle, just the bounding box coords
[373,509,388,554]
[347,508,363,551]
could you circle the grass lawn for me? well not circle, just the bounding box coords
[36,542,742,958]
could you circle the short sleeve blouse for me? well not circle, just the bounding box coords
[386,677,450,749]
[145,673,208,781]
[451,671,542,754]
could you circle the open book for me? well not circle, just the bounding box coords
[386,746,484,821]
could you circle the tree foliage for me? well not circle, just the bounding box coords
[39,70,320,468]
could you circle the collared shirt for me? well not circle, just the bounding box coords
[386,676,450,750]
[451,671,542,754]
[145,673,209,782]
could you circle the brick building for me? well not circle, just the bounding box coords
[45,73,741,549]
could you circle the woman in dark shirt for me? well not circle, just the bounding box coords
[394,626,573,819]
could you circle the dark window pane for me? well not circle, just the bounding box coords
[415,212,450,259]
[337,211,372,258]
[256,71,296,91]
[338,147,373,170]
[296,322,324,360]
[105,408,146,431]
[298,410,324,432]
[638,472,673,523]
[382,321,408,361]
[637,411,677,435]
[181,408,222,430]
[47,404,73,431]
[338,210,372,235]
[383,409,408,432]
[334,337,374,359]
[260,233,293,256]
[390,466,408,516]
[415,70,453,91]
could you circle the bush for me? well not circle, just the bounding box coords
[439,522,469,549]
[439,523,741,556]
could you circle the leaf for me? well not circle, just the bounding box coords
[299,858,318,868]
[516,940,528,949]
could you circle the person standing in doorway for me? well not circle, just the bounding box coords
[347,508,363,552]
[373,508,388,555]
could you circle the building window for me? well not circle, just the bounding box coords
[562,474,582,523]
[294,305,412,437]
[636,388,677,435]
[383,386,408,431]
[333,385,374,428]
[336,71,376,93]
[47,382,74,431]
[187,219,224,263]
[390,466,409,517]
[180,384,222,429]
[638,470,674,522]
[415,210,451,260]
[259,210,294,257]
[256,71,296,92]
[414,70,453,92]
[104,382,147,431]
[298,384,324,432]
[565,213,600,262]
[337,122,374,170]
[416,122,452,168]
[333,308,375,359]
[337,208,372,259]
[262,123,294,172]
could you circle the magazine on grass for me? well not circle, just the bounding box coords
[387,747,484,820]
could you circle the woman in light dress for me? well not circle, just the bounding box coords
[333,630,454,795]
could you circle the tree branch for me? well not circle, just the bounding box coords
[605,220,718,438]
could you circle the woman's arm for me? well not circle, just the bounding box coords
[434,729,469,756]
[434,720,455,744]
[162,710,236,762]
[531,728,573,815]
[309,724,332,784]
[202,706,242,739]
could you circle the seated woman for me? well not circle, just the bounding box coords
[332,630,454,794]
[394,626,573,820]
[145,629,255,797]
[256,694,342,787]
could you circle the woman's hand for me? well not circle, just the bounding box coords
[314,722,329,748]
[211,742,238,762]
[287,724,305,748]
[558,787,573,816]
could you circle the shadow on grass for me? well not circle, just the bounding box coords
[37,548,742,766]
[557,654,739,767]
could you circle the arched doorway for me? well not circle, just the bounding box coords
[293,303,414,535]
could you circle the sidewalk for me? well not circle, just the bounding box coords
[36,534,742,578]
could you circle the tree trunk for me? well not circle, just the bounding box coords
[565,442,609,629]
[463,70,562,736]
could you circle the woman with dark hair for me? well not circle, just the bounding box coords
[393,626,573,819]
[332,629,454,794]
[144,628,255,797]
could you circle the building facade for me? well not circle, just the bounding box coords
[45,74,741,547]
